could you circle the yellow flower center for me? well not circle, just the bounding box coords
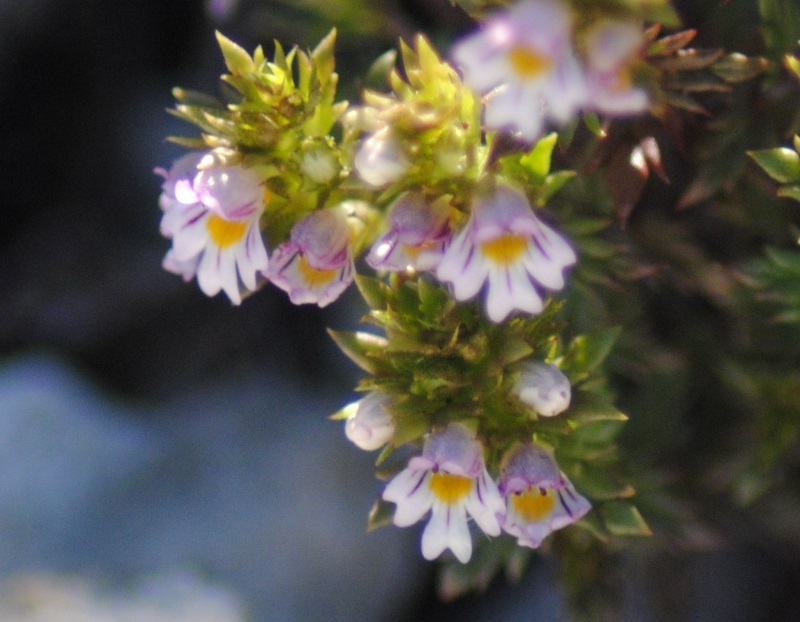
[297,255,338,287]
[508,46,552,79]
[512,487,555,522]
[429,472,473,505]
[480,234,528,265]
[207,215,248,249]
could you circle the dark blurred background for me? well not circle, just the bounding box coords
[1,1,799,620]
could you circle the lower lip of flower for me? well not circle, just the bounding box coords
[511,487,555,522]
[298,255,339,287]
[429,472,473,505]
[508,46,553,79]
[207,215,248,248]
[480,234,527,265]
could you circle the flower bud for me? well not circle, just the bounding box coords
[344,392,395,451]
[301,143,339,184]
[514,361,571,417]
[354,128,411,187]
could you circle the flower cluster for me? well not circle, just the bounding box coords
[452,0,649,141]
[155,0,656,585]
[342,361,589,562]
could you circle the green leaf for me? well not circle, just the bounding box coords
[711,53,769,83]
[215,31,255,76]
[562,328,621,378]
[311,28,337,85]
[355,274,391,310]
[366,498,395,532]
[786,54,800,81]
[569,466,636,501]
[777,184,800,202]
[567,392,628,424]
[327,329,388,374]
[601,502,652,537]
[748,147,800,183]
[519,132,558,181]
[535,170,576,206]
[328,400,358,420]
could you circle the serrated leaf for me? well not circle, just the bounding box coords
[215,31,255,76]
[748,147,800,183]
[601,502,652,537]
[366,498,395,532]
[327,329,388,374]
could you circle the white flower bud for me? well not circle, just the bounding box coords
[344,392,395,451]
[354,129,410,187]
[301,145,339,184]
[514,361,571,417]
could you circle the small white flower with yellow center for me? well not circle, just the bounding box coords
[382,423,505,563]
[515,361,571,417]
[344,392,395,451]
[499,444,590,549]
[452,0,587,141]
[367,192,452,273]
[435,183,576,323]
[583,20,648,115]
[156,151,269,305]
[267,207,355,307]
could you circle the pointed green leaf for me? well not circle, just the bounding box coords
[777,184,800,202]
[569,467,635,501]
[520,132,558,181]
[328,400,359,421]
[601,502,652,537]
[748,147,800,183]
[567,392,628,424]
[355,274,391,310]
[215,31,255,76]
[563,328,621,378]
[327,329,388,373]
[366,498,395,532]
[535,170,576,206]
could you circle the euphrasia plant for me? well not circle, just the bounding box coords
[154,0,785,612]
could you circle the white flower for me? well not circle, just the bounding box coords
[366,193,452,272]
[267,207,354,307]
[583,20,648,115]
[301,144,339,184]
[452,0,587,141]
[515,361,571,417]
[382,423,505,563]
[354,127,411,187]
[156,151,269,305]
[345,392,395,451]
[499,444,590,548]
[436,183,576,323]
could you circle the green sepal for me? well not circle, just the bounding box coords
[748,147,800,183]
[600,501,652,537]
[366,498,395,532]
